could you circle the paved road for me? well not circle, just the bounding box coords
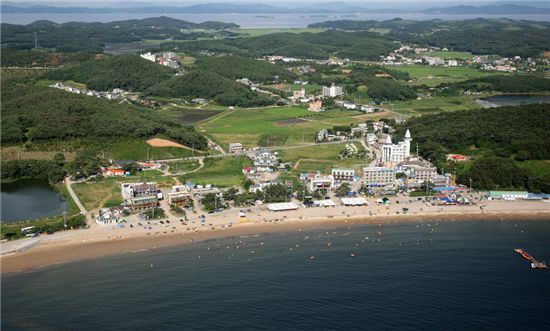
[65,177,88,218]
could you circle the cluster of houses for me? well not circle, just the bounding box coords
[101,161,159,178]
[140,52,180,69]
[50,82,136,102]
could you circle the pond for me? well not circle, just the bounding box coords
[0,179,66,223]
[476,94,550,108]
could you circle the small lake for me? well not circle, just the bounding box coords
[1,179,66,223]
[476,94,550,108]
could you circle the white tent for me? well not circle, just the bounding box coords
[341,197,369,206]
[268,202,299,211]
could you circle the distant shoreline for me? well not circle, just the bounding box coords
[2,210,549,275]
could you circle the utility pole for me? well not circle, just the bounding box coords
[63,201,67,229]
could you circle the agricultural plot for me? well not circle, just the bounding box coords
[267,83,322,94]
[105,139,194,161]
[198,106,374,148]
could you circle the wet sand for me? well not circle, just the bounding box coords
[2,208,549,275]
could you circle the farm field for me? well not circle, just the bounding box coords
[105,139,194,161]
[198,106,383,148]
[180,157,250,188]
[392,65,501,86]
[266,83,322,94]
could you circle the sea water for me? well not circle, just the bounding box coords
[2,220,549,330]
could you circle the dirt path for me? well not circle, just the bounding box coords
[65,177,89,220]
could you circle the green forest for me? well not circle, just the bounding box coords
[1,82,207,149]
[1,16,239,52]
[309,18,550,58]
[195,55,295,83]
[146,70,273,107]
[46,54,174,92]
[441,75,550,93]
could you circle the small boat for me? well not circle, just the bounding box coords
[515,248,547,269]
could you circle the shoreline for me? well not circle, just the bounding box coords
[2,210,549,275]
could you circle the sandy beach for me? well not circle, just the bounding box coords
[2,199,549,275]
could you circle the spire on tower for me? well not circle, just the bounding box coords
[385,135,392,145]
[405,129,411,139]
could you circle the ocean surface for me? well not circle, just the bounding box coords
[2,220,550,330]
[2,13,549,26]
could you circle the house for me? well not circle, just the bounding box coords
[95,208,120,225]
[252,150,278,168]
[192,185,222,198]
[140,52,156,62]
[104,168,128,177]
[366,133,377,145]
[305,173,334,192]
[343,102,356,110]
[293,89,306,99]
[351,123,368,136]
[308,100,323,112]
[249,181,277,193]
[168,185,193,206]
[192,98,208,105]
[360,105,374,113]
[229,143,243,154]
[447,60,458,67]
[332,168,355,182]
[317,129,328,141]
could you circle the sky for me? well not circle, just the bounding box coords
[3,0,539,4]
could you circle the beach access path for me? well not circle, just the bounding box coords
[65,176,88,219]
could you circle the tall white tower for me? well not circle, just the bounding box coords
[382,135,393,163]
[404,129,412,158]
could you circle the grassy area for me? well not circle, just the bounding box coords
[516,160,550,177]
[1,214,86,240]
[167,160,202,173]
[237,28,325,37]
[388,95,481,115]
[393,65,503,87]
[198,106,375,148]
[180,156,250,188]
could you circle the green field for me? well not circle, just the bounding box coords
[393,65,501,87]
[388,95,482,115]
[266,83,322,94]
[167,160,202,173]
[198,106,379,148]
[180,157,250,188]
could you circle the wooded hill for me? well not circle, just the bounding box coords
[46,54,174,92]
[397,104,550,192]
[1,82,207,149]
[146,70,273,107]
[1,16,239,52]
[440,75,550,93]
[309,19,550,58]
[164,30,396,61]
[195,55,296,83]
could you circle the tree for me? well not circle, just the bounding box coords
[335,183,351,197]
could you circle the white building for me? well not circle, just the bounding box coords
[447,59,458,67]
[140,52,156,62]
[332,169,355,182]
[229,143,243,154]
[322,83,343,98]
[306,173,334,191]
[168,185,193,206]
[364,167,396,188]
[382,130,412,164]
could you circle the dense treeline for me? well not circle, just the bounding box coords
[1,159,66,183]
[1,16,238,52]
[147,70,273,107]
[196,55,295,83]
[309,19,550,58]
[0,47,97,67]
[441,75,550,93]
[1,83,207,149]
[46,54,174,92]
[164,30,395,61]
[397,105,550,192]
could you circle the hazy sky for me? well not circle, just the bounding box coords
[4,0,535,4]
